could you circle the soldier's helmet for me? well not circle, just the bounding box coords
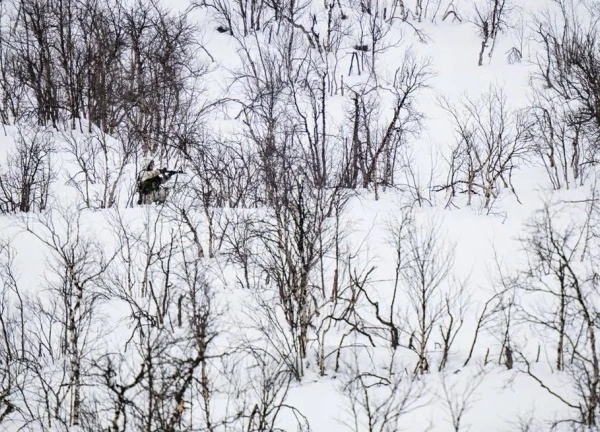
[142,158,155,170]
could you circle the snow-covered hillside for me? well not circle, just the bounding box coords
[1,0,600,430]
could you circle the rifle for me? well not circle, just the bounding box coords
[160,168,186,177]
[139,169,185,194]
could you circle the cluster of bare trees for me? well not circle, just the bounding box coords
[0,0,594,212]
[0,0,211,213]
[203,0,435,199]
[0,0,440,215]
[435,86,533,210]
[0,3,456,427]
[528,0,600,189]
[472,0,510,66]
[0,125,55,212]
[510,194,600,429]
[3,0,600,430]
[425,178,600,429]
[431,0,600,208]
[0,202,324,431]
[1,0,206,154]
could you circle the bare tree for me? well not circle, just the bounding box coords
[341,50,431,194]
[439,368,484,432]
[0,241,26,427]
[502,411,544,432]
[435,86,532,209]
[182,135,262,209]
[0,125,55,213]
[92,208,234,432]
[341,349,426,432]
[403,218,455,374]
[0,0,210,167]
[462,289,506,367]
[233,32,295,205]
[356,209,414,351]
[515,198,600,427]
[11,0,60,126]
[527,88,588,189]
[472,0,509,66]
[354,3,400,77]
[192,0,268,37]
[243,175,346,380]
[530,0,600,184]
[349,207,466,373]
[62,126,135,208]
[21,205,116,427]
[519,203,579,372]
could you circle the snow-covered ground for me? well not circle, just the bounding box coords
[2,0,600,430]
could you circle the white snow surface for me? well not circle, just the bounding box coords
[1,0,599,431]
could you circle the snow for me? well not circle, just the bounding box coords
[1,0,599,430]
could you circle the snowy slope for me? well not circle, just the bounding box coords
[1,0,599,431]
